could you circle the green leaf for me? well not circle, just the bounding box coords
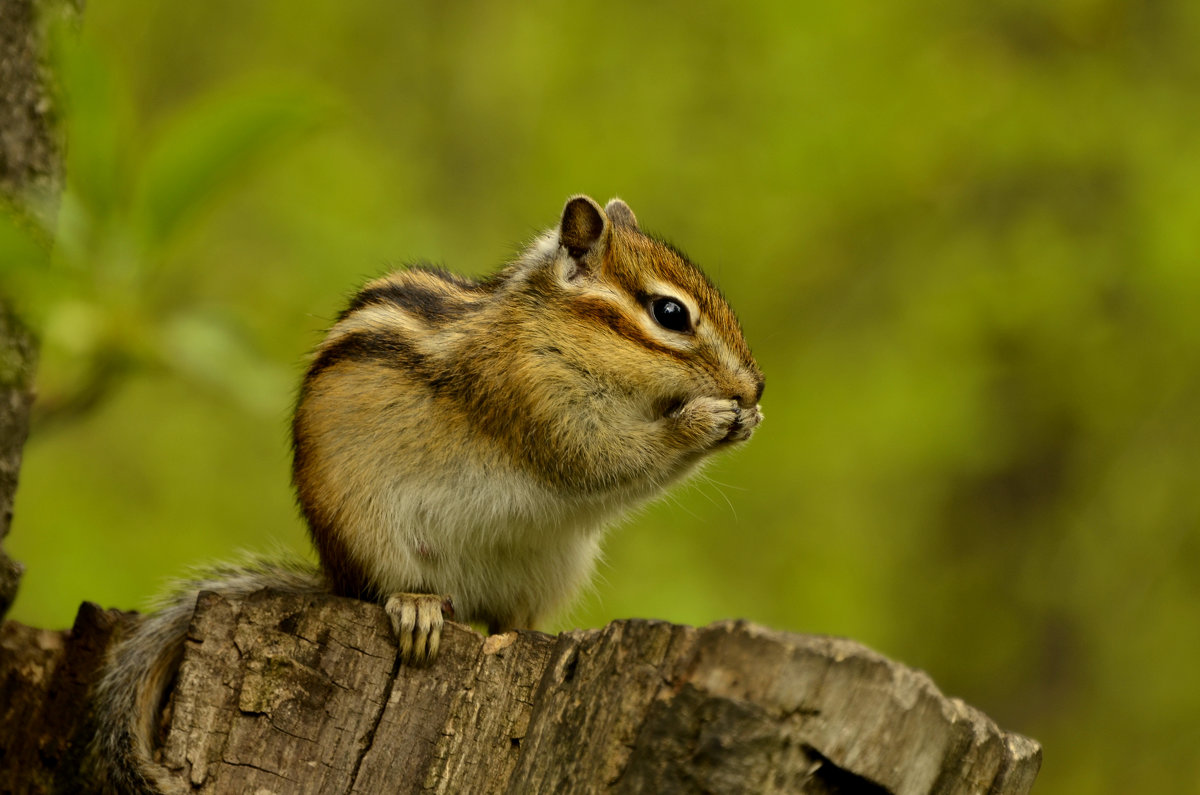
[160,309,291,416]
[133,83,321,253]
[52,31,128,227]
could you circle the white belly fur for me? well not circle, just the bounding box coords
[344,460,619,625]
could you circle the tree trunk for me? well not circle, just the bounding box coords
[0,302,35,622]
[1,591,1041,794]
[1,0,78,621]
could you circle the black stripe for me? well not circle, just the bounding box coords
[306,330,429,381]
[339,282,455,323]
[568,296,690,362]
[412,264,492,292]
[338,264,497,322]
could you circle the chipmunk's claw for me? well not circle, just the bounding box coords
[384,593,452,665]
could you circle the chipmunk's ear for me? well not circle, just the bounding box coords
[559,195,609,278]
[604,198,639,231]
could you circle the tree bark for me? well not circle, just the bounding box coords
[2,591,1040,794]
[0,303,35,622]
[0,0,78,622]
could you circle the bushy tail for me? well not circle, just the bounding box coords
[87,556,327,794]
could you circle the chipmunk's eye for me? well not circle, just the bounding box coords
[650,296,691,333]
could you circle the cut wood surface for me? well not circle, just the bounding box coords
[1,590,1040,793]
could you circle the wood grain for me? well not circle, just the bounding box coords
[137,590,1041,794]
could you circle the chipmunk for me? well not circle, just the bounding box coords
[88,195,763,794]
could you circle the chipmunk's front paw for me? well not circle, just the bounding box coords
[384,593,454,665]
[669,396,763,448]
[669,396,741,448]
[725,403,763,443]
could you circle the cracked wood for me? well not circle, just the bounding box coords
[139,591,1039,794]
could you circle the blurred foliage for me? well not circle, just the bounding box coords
[2,1,1199,792]
[1,25,315,425]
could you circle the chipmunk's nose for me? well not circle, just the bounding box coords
[733,374,764,410]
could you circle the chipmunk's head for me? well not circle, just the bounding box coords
[530,195,764,449]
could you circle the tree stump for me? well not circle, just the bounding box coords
[1,590,1040,793]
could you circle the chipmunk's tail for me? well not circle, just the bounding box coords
[87,556,327,794]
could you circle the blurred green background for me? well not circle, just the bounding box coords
[3,1,1199,792]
